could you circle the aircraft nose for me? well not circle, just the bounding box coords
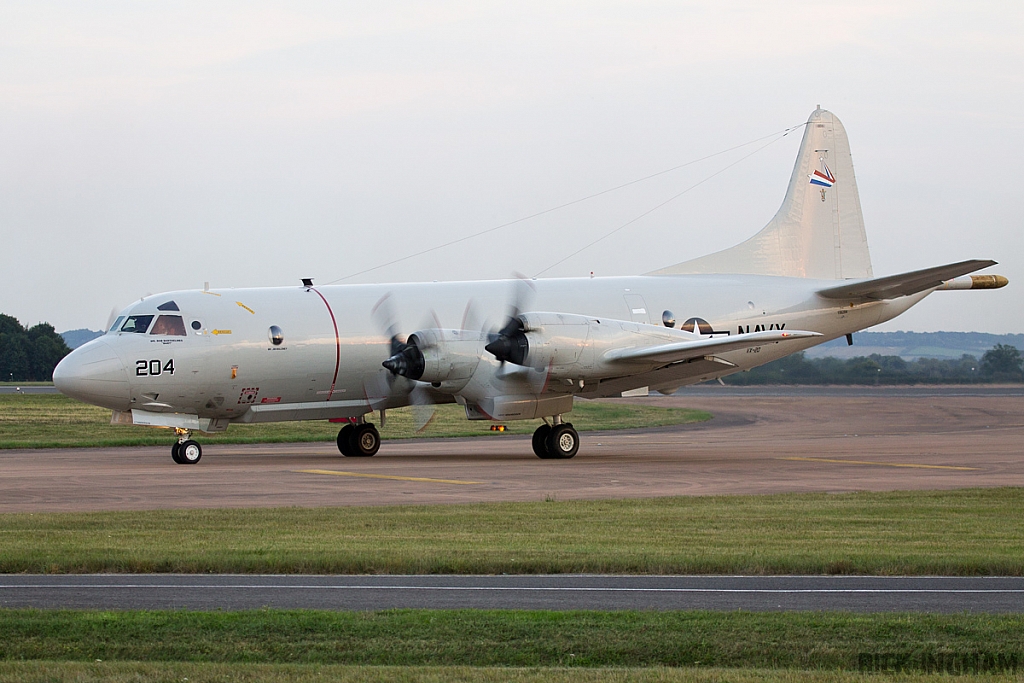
[53,340,131,410]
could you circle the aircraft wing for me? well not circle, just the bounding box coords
[816,260,997,301]
[604,329,821,364]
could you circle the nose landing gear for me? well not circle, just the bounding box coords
[337,421,381,457]
[171,429,202,464]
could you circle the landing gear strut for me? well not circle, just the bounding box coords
[171,429,202,464]
[532,418,578,459]
[337,422,380,457]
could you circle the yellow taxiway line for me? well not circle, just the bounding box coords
[295,469,485,485]
[778,457,979,471]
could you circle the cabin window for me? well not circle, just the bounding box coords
[150,315,187,336]
[269,325,284,346]
[120,315,154,334]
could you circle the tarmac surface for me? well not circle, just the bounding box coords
[2,386,1022,513]
[3,574,1023,612]
[3,386,1023,613]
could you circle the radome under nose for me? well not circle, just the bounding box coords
[53,340,131,410]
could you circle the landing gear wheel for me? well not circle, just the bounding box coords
[178,439,202,464]
[348,423,380,457]
[545,423,579,459]
[171,442,184,464]
[532,424,553,459]
[337,424,355,456]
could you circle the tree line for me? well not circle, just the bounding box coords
[722,344,1024,385]
[0,314,72,382]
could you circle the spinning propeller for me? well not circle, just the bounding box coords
[370,293,439,431]
[484,275,535,366]
[374,276,547,431]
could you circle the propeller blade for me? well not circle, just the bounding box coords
[373,293,428,380]
[484,274,536,365]
[362,371,391,411]
[104,306,120,332]
[461,298,484,335]
[410,384,437,433]
[371,292,406,357]
[509,272,535,313]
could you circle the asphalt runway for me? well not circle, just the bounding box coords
[3,574,1023,613]
[2,387,1023,513]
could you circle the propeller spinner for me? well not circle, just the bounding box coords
[484,317,529,365]
[382,335,426,380]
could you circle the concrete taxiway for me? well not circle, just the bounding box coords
[3,575,1023,613]
[1,387,1022,513]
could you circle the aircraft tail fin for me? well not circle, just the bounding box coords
[649,107,873,280]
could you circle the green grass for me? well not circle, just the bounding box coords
[1,664,1019,683]
[1,610,1023,673]
[1,488,1022,575]
[0,394,708,449]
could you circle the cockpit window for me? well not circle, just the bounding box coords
[120,315,154,334]
[150,315,187,336]
[157,301,180,311]
[108,316,126,333]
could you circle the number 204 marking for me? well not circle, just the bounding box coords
[136,359,175,376]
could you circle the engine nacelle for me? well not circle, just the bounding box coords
[515,312,690,382]
[386,329,484,390]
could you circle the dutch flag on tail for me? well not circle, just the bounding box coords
[809,161,835,188]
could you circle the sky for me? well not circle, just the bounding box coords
[1,1,1021,334]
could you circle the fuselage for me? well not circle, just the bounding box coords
[54,273,926,426]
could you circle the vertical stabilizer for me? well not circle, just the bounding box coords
[649,108,872,279]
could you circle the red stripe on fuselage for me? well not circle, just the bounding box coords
[309,287,341,400]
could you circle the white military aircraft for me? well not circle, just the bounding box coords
[54,108,1007,463]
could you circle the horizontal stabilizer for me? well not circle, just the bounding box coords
[605,329,821,365]
[816,260,997,301]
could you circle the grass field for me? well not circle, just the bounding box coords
[2,663,1020,682]
[0,393,709,449]
[1,609,1022,674]
[1,488,1021,575]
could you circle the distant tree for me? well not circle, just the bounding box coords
[27,324,71,381]
[720,347,1018,385]
[0,314,24,336]
[0,315,73,381]
[845,356,883,384]
[0,333,32,381]
[981,344,1024,380]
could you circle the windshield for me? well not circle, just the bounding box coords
[150,315,187,336]
[120,315,154,334]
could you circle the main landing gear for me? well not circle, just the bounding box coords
[531,418,579,459]
[337,422,381,457]
[170,429,202,464]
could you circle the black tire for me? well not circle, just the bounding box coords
[337,425,355,456]
[349,423,380,457]
[532,424,552,458]
[171,442,184,464]
[178,439,202,464]
[545,423,579,459]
